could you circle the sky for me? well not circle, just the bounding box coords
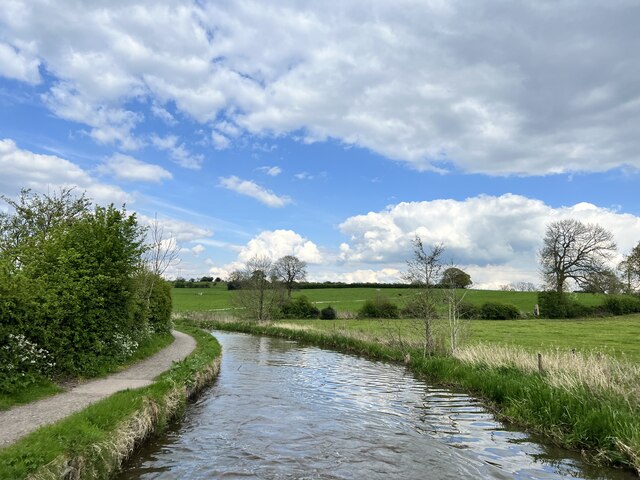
[1,1,640,288]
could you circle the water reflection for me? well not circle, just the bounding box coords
[119,332,633,480]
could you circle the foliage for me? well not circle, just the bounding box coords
[439,267,472,288]
[0,332,56,394]
[279,295,319,319]
[479,302,520,320]
[458,302,480,319]
[603,296,640,315]
[320,306,337,320]
[359,298,399,318]
[0,188,173,380]
[537,291,592,318]
[539,219,617,293]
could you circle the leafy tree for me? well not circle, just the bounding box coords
[539,219,617,294]
[439,267,472,289]
[273,255,307,298]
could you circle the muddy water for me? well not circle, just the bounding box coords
[119,332,633,479]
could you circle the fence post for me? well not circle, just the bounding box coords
[537,352,544,374]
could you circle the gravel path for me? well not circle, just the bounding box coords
[0,330,196,448]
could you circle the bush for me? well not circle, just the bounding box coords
[280,296,319,319]
[320,306,337,320]
[358,298,399,318]
[603,296,640,315]
[146,277,173,333]
[537,291,594,318]
[480,302,520,320]
[458,302,480,319]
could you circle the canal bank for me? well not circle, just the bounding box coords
[0,323,221,479]
[184,318,640,476]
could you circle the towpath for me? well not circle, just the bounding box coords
[0,330,196,448]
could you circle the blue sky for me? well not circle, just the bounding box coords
[1,1,640,287]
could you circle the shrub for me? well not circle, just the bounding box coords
[537,291,595,318]
[146,277,173,333]
[480,302,520,320]
[280,296,319,319]
[458,302,480,319]
[358,298,399,318]
[320,306,337,320]
[603,296,640,315]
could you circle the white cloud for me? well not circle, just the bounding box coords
[99,153,172,183]
[339,194,640,287]
[191,244,206,256]
[311,268,402,284]
[2,2,638,174]
[150,134,203,169]
[294,172,313,180]
[138,214,213,243]
[0,138,130,205]
[150,103,176,125]
[211,131,230,150]
[0,42,40,84]
[218,176,291,208]
[257,166,282,177]
[208,229,322,279]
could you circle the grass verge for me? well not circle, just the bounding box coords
[186,316,640,475]
[0,331,175,412]
[0,322,221,480]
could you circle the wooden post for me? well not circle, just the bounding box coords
[537,352,544,374]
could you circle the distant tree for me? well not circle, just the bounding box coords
[539,219,617,294]
[511,281,538,292]
[439,267,472,289]
[619,242,640,293]
[581,269,622,294]
[200,276,214,282]
[214,277,222,283]
[233,256,283,322]
[273,255,307,298]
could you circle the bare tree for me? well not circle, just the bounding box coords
[539,219,617,293]
[140,216,180,310]
[273,255,307,298]
[402,236,445,356]
[440,263,469,355]
[234,255,283,322]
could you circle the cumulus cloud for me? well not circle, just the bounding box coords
[0,42,40,84]
[218,176,291,208]
[99,153,172,183]
[2,1,638,174]
[150,134,203,169]
[0,138,130,205]
[339,194,640,288]
[208,229,322,279]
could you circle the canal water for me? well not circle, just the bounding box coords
[119,331,634,479]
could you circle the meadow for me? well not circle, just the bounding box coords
[172,284,607,314]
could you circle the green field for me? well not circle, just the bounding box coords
[172,285,607,314]
[282,316,640,362]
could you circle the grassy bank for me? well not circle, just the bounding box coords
[172,285,607,314]
[185,315,640,474]
[0,323,220,480]
[0,331,175,412]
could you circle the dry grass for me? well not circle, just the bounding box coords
[455,344,640,406]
